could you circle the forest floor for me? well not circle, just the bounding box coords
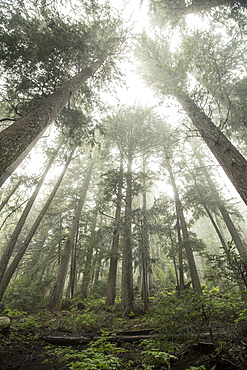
[1,323,247,369]
[1,304,247,370]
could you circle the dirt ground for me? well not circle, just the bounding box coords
[0,340,67,370]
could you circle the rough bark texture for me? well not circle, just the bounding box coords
[121,152,134,315]
[106,157,123,305]
[0,150,74,301]
[0,152,57,283]
[167,160,202,293]
[0,67,95,178]
[48,158,94,311]
[176,90,247,206]
[0,128,47,188]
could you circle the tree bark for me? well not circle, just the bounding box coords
[176,217,185,291]
[0,128,47,188]
[0,149,74,302]
[106,156,123,305]
[0,150,58,283]
[48,157,94,310]
[81,209,98,298]
[141,155,149,312]
[175,89,247,206]
[0,179,22,212]
[121,151,134,315]
[166,159,202,293]
[0,66,99,178]
[67,225,79,299]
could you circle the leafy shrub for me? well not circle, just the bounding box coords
[150,289,244,346]
[140,339,177,369]
[46,332,126,370]
[2,308,27,318]
[74,311,98,334]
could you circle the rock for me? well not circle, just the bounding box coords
[0,316,10,334]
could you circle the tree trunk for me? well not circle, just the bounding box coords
[203,204,228,252]
[0,128,47,188]
[170,234,180,288]
[81,209,98,298]
[48,158,94,310]
[121,151,134,315]
[176,218,185,291]
[0,149,74,302]
[0,150,58,283]
[166,159,202,293]
[196,154,247,255]
[0,179,22,212]
[68,226,79,299]
[92,248,102,291]
[141,155,149,312]
[0,65,99,178]
[175,89,247,206]
[106,156,123,305]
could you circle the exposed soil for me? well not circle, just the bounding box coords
[0,338,67,370]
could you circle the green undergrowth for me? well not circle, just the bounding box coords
[1,290,247,369]
[45,331,129,370]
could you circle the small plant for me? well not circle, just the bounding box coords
[235,308,247,323]
[3,308,27,318]
[73,310,98,334]
[185,366,206,370]
[140,339,177,369]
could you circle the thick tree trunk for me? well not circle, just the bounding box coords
[0,66,98,178]
[48,158,94,310]
[0,128,47,188]
[175,89,247,206]
[106,157,123,305]
[121,152,134,315]
[0,151,58,283]
[166,159,202,293]
[0,150,74,302]
[0,179,22,212]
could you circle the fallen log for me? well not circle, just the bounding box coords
[41,333,154,346]
[116,328,155,336]
[41,335,90,345]
[118,334,153,342]
[41,329,213,347]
